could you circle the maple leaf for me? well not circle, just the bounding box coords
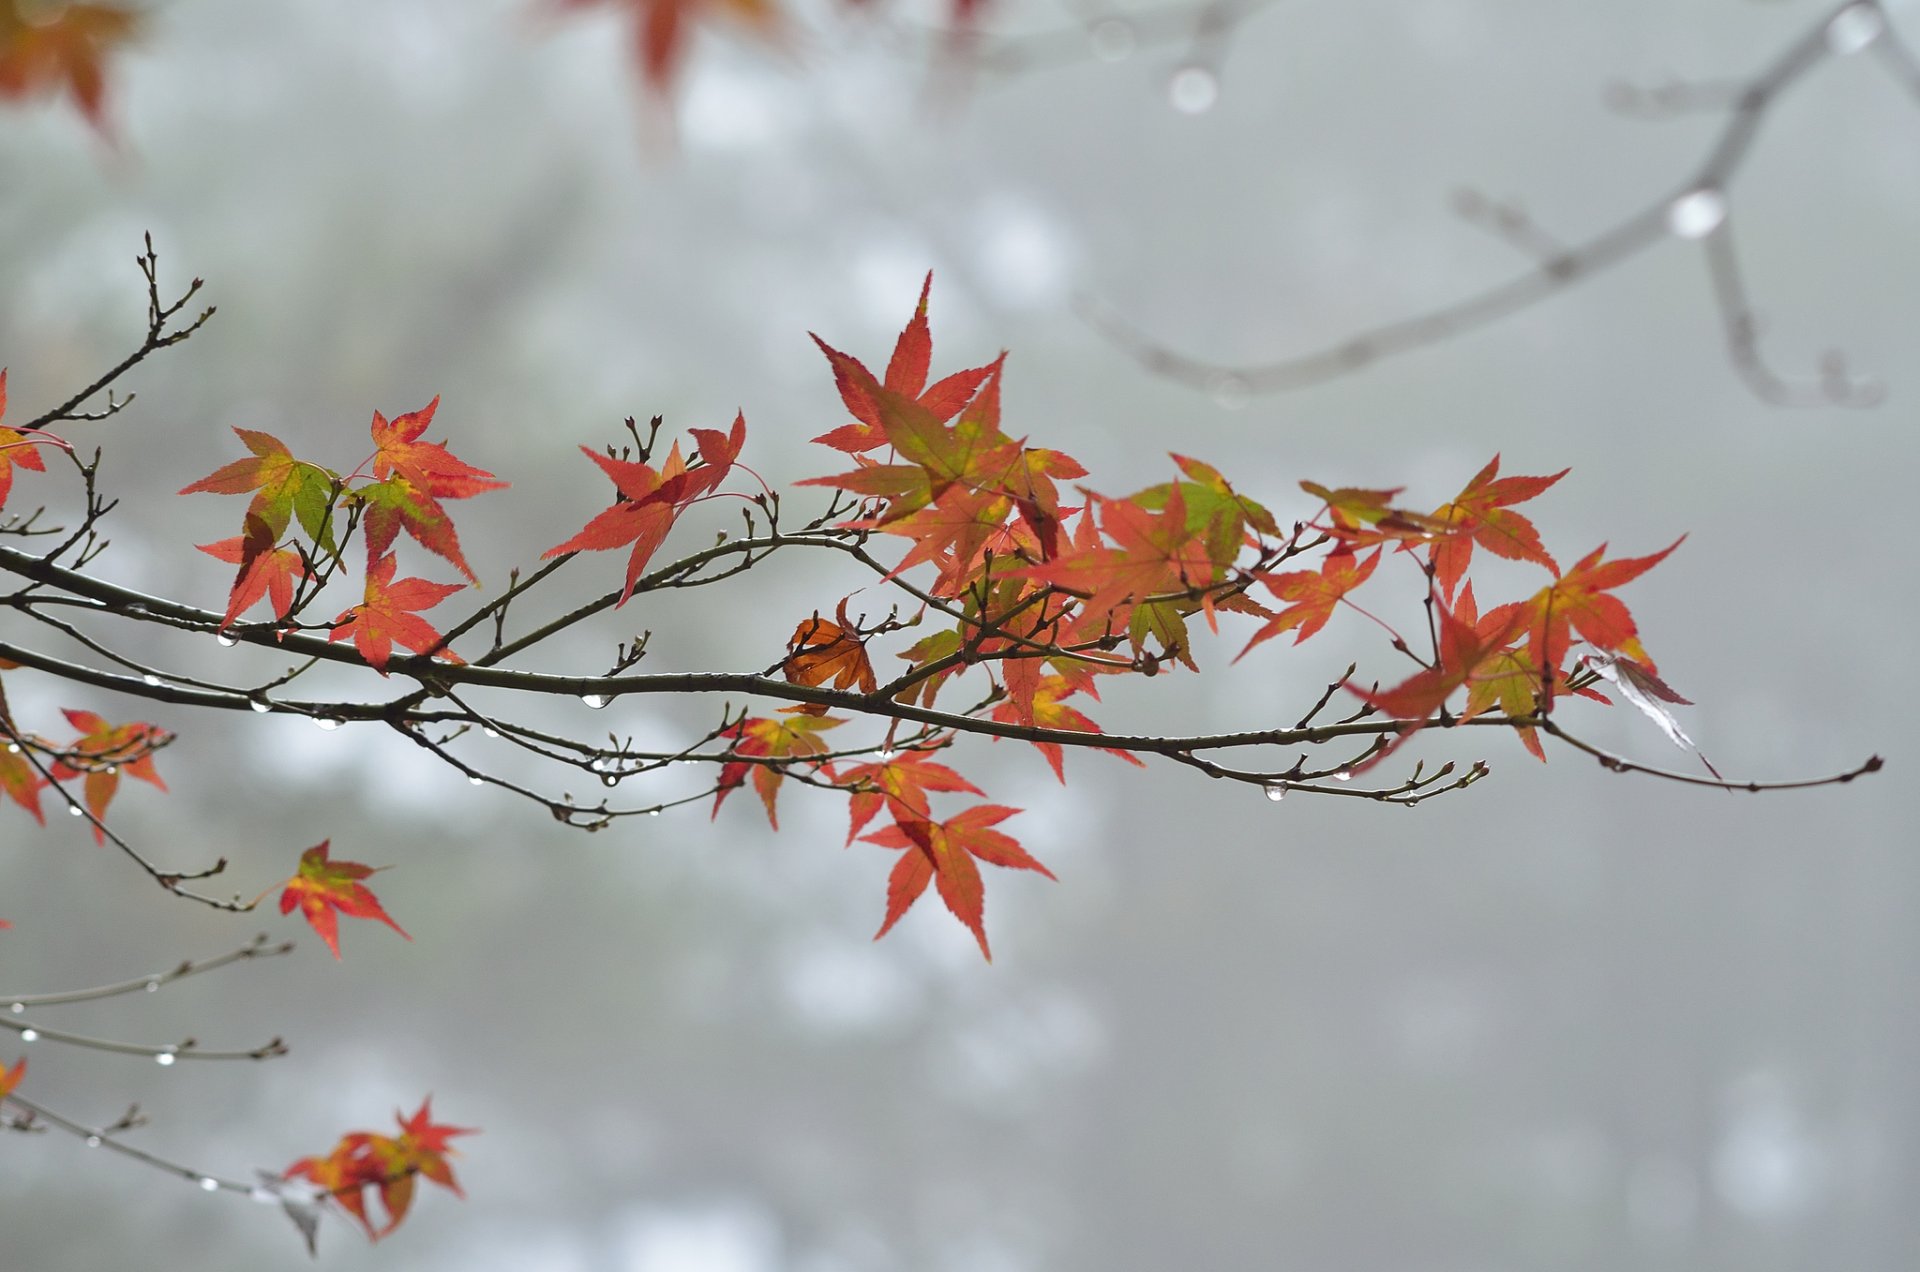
[1427,455,1567,598]
[0,742,46,824]
[369,397,506,501]
[836,748,984,845]
[49,709,169,844]
[1522,538,1684,677]
[285,1099,473,1248]
[179,428,338,545]
[809,276,999,454]
[989,672,1144,781]
[0,1,138,131]
[0,1054,23,1099]
[1299,478,1442,548]
[543,421,743,605]
[1453,583,1547,761]
[712,709,841,828]
[277,841,410,960]
[364,1098,477,1234]
[329,553,464,674]
[1362,597,1529,725]
[0,370,49,511]
[862,804,1054,960]
[783,599,878,698]
[197,518,310,629]
[1238,546,1382,659]
[353,397,505,582]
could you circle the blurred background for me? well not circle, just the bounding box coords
[1,0,1915,1267]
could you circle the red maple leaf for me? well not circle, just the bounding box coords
[0,370,49,511]
[328,553,464,674]
[862,804,1054,961]
[544,416,745,606]
[369,397,506,502]
[1427,454,1566,598]
[277,841,410,960]
[197,518,310,629]
[1238,546,1382,658]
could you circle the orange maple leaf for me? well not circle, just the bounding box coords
[49,709,169,844]
[277,841,410,960]
[1522,538,1684,677]
[782,599,878,698]
[0,1,138,132]
[0,1054,23,1099]
[328,553,464,674]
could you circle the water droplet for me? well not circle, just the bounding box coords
[142,674,163,687]
[647,808,661,817]
[1207,372,1251,410]
[68,805,85,817]
[155,1051,176,1067]
[145,980,160,993]
[581,693,610,710]
[8,1003,21,1014]
[104,765,117,776]
[199,1176,220,1192]
[85,1135,102,1148]
[879,747,896,761]
[248,698,270,714]
[482,727,499,739]
[1666,187,1727,239]
[313,717,341,731]
[1826,4,1884,55]
[4,743,16,754]
[19,1028,38,1042]
[1334,769,1353,782]
[215,633,239,648]
[600,772,621,788]
[1089,17,1135,61]
[468,776,483,786]
[1263,782,1287,802]
[1168,65,1219,114]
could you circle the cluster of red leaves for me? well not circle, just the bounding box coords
[0,0,137,133]
[284,1099,475,1241]
[718,279,1683,954]
[180,396,502,670]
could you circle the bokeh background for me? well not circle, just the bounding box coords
[1,1,1916,1268]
